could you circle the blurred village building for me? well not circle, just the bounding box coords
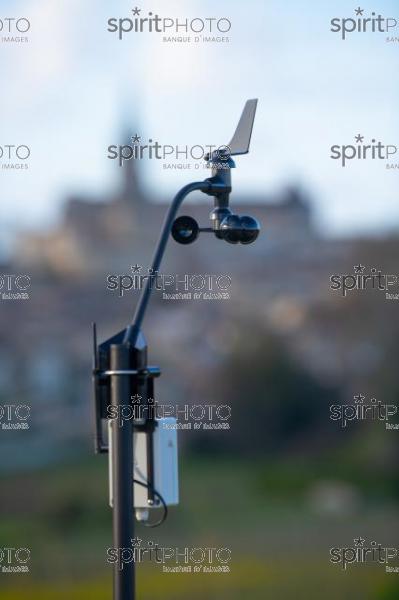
[14,154,315,277]
[1,149,398,469]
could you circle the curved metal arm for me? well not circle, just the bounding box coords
[123,180,211,345]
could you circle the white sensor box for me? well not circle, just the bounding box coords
[108,417,179,510]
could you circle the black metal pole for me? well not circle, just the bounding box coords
[110,343,135,600]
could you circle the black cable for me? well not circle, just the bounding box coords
[133,478,168,527]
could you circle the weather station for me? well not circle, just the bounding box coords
[92,98,260,600]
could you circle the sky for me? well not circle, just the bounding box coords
[1,0,398,242]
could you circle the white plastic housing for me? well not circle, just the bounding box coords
[108,417,179,510]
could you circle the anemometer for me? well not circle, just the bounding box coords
[92,99,260,600]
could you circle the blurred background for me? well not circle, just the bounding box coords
[1,0,399,598]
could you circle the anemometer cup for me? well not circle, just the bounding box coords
[219,214,242,244]
[236,215,260,245]
[219,214,260,245]
[171,215,199,245]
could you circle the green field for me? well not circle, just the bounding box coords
[1,456,398,599]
